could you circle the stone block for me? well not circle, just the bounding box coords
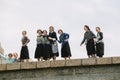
[97,57,112,65]
[50,60,66,67]
[37,61,50,68]
[112,57,120,64]
[0,64,6,71]
[21,62,37,69]
[7,62,20,70]
[65,59,82,67]
[82,58,96,66]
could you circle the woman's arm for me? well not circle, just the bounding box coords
[80,34,86,46]
[0,53,7,59]
[99,32,103,40]
[23,37,30,46]
[91,31,96,38]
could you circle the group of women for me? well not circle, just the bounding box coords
[80,25,104,58]
[20,26,71,62]
[19,25,104,62]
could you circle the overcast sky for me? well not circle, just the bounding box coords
[0,0,120,60]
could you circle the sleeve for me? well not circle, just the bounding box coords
[91,31,96,38]
[64,33,69,39]
[26,37,30,43]
[81,34,86,45]
[54,32,58,40]
[99,32,103,40]
[58,37,62,43]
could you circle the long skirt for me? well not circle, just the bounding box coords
[86,39,95,55]
[20,46,29,59]
[96,42,104,57]
[61,42,71,58]
[43,44,52,60]
[35,44,44,58]
[51,41,59,57]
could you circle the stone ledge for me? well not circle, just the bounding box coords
[82,58,96,66]
[21,62,37,69]
[50,60,66,67]
[0,64,6,71]
[65,59,82,67]
[37,61,50,68]
[7,62,20,70]
[112,57,120,64]
[0,57,120,71]
[97,57,112,65]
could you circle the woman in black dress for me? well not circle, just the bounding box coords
[95,27,104,58]
[48,26,59,60]
[42,30,52,61]
[58,29,71,60]
[35,29,44,61]
[80,25,96,58]
[20,31,30,62]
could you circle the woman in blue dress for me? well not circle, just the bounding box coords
[58,29,71,60]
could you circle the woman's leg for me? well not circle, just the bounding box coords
[53,55,56,61]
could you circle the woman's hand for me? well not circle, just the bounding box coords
[80,43,82,46]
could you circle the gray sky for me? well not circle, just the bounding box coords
[0,0,120,60]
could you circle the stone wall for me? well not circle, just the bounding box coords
[0,57,120,80]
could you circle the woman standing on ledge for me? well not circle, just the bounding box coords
[42,30,51,61]
[20,31,30,62]
[35,29,44,61]
[95,27,104,58]
[49,26,59,60]
[80,25,96,58]
[58,29,71,60]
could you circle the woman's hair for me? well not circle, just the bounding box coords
[13,53,18,58]
[43,30,47,34]
[84,25,90,30]
[22,30,27,35]
[96,27,101,30]
[8,53,13,57]
[58,29,63,33]
[49,26,54,31]
[37,29,43,33]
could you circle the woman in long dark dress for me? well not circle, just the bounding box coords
[48,26,59,60]
[80,25,96,58]
[35,29,44,61]
[58,29,71,60]
[42,30,52,61]
[20,31,30,62]
[95,27,104,58]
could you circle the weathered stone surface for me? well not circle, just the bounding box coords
[97,57,112,65]
[82,58,96,65]
[0,64,120,80]
[0,64,6,71]
[7,62,20,70]
[0,57,120,80]
[65,59,82,66]
[37,61,50,68]
[112,57,120,64]
[50,60,66,67]
[21,62,37,69]
[0,58,6,64]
